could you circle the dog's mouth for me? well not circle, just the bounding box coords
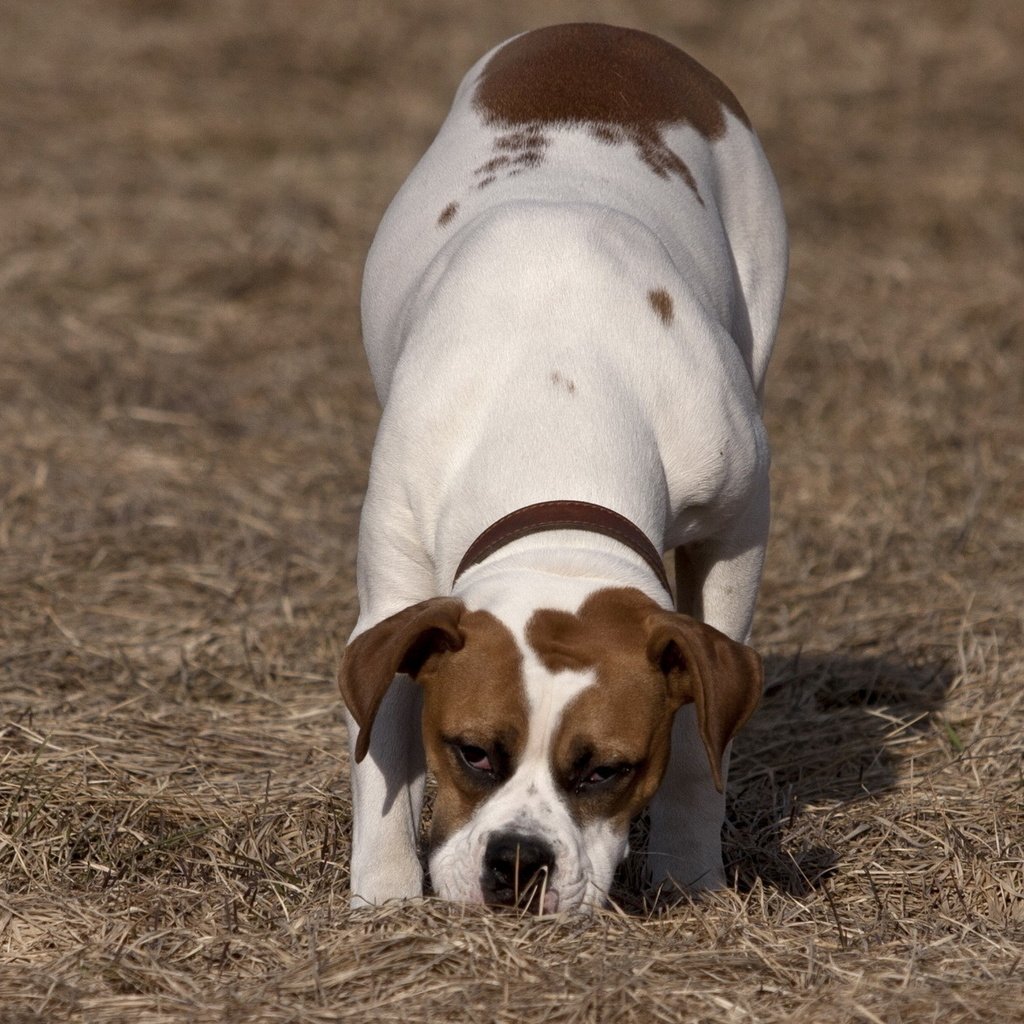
[482,869,560,915]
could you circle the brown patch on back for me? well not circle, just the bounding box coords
[473,24,749,196]
[437,201,459,227]
[419,610,529,849]
[648,287,674,325]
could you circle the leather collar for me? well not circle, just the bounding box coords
[452,500,671,595]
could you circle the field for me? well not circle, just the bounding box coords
[1,1,1022,1021]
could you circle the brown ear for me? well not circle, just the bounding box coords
[338,598,464,763]
[645,613,763,793]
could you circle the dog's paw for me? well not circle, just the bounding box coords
[348,861,424,908]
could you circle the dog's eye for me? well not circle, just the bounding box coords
[580,763,632,789]
[457,744,494,775]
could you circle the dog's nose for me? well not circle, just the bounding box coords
[481,831,556,910]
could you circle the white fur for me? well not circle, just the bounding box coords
[346,31,787,909]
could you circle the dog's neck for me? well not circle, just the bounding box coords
[451,534,675,618]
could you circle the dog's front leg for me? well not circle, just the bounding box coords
[648,492,769,895]
[345,672,426,906]
[647,708,732,893]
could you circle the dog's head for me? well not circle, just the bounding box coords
[339,586,761,912]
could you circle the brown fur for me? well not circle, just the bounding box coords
[337,601,530,849]
[473,24,749,196]
[648,287,674,325]
[418,611,530,849]
[337,598,464,763]
[527,588,763,796]
[437,201,459,227]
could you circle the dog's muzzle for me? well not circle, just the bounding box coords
[481,831,559,913]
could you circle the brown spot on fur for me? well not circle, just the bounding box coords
[475,156,511,175]
[513,149,545,168]
[648,288,673,325]
[550,370,576,394]
[482,127,550,185]
[473,24,749,197]
[418,610,529,850]
[477,174,497,190]
[495,127,548,150]
[437,202,459,227]
[526,587,762,817]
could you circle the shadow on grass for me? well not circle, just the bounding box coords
[613,651,954,908]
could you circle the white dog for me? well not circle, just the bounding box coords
[339,23,787,912]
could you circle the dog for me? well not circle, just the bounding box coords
[339,23,787,912]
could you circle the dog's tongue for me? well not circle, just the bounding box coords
[541,889,560,914]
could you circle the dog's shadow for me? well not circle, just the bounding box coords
[614,650,954,908]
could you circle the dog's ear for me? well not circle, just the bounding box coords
[338,598,464,763]
[644,612,763,792]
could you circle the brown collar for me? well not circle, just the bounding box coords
[452,500,672,595]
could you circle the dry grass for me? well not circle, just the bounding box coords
[1,0,1022,1021]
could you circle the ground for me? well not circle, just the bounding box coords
[1,1,1022,1021]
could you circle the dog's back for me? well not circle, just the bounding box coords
[361,23,787,406]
